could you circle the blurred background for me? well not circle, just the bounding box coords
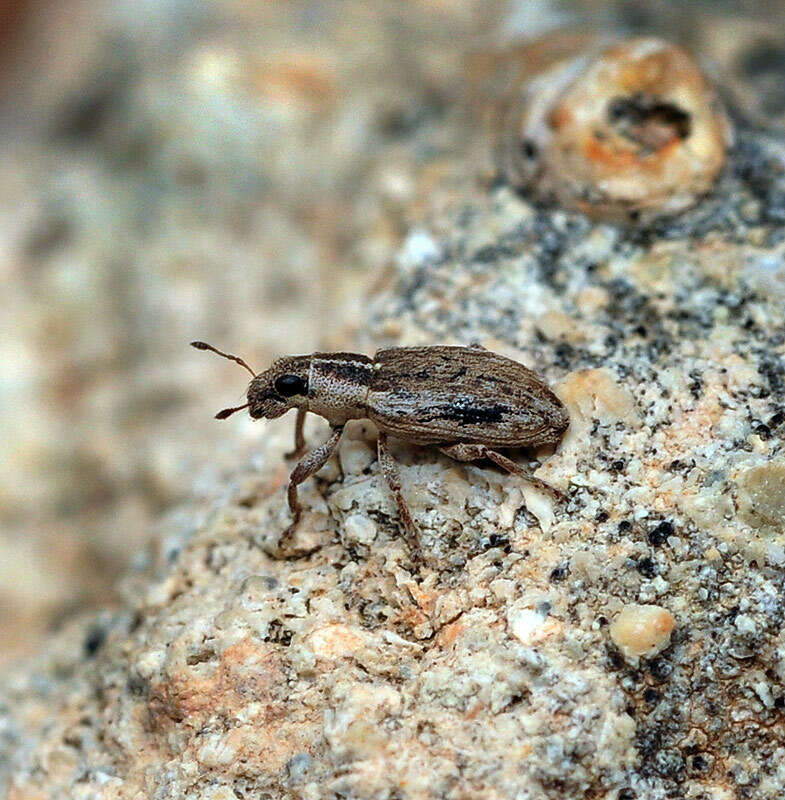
[1,0,784,662]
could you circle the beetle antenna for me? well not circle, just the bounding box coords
[191,341,256,377]
[215,403,249,420]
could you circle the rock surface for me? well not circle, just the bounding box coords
[4,4,785,800]
[0,0,496,657]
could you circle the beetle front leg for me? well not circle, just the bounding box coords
[281,425,344,544]
[285,408,307,459]
[377,432,420,554]
[439,443,564,499]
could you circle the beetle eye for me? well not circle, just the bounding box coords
[274,374,307,397]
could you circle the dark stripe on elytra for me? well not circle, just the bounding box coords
[417,402,508,425]
[318,361,374,383]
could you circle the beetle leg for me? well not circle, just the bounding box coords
[439,443,564,499]
[281,425,343,544]
[377,432,420,553]
[285,408,307,459]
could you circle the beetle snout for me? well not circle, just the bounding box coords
[247,376,289,420]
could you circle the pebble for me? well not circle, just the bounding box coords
[610,604,675,660]
[343,513,378,545]
[737,460,785,530]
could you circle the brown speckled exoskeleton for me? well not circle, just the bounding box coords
[192,341,569,550]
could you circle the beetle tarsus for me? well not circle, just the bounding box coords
[440,443,565,500]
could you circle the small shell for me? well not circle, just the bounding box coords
[610,604,675,661]
[497,37,732,223]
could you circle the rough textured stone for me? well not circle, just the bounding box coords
[0,0,498,657]
[3,3,785,800]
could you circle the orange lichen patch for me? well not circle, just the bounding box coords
[547,103,573,131]
[497,36,730,222]
[405,580,437,616]
[610,604,675,660]
[583,137,641,171]
[307,623,367,660]
[436,617,466,648]
[148,638,284,726]
[251,55,336,107]
[392,602,432,636]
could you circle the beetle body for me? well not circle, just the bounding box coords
[193,341,569,552]
[247,346,567,446]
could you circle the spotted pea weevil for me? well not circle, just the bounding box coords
[192,341,569,550]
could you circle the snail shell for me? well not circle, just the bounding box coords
[495,37,732,223]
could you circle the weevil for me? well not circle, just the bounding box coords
[192,341,569,550]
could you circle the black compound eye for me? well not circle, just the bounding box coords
[274,374,307,397]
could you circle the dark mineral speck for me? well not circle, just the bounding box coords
[636,557,657,578]
[643,688,661,704]
[83,627,106,658]
[549,564,570,582]
[648,521,674,547]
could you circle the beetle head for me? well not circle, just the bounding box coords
[247,356,311,419]
[191,341,311,421]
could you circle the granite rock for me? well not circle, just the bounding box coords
[3,8,785,800]
[0,0,498,657]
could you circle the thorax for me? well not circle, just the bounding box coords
[307,353,373,425]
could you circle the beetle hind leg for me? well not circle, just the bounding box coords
[377,433,421,554]
[440,443,564,499]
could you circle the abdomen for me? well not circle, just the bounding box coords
[367,346,567,448]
